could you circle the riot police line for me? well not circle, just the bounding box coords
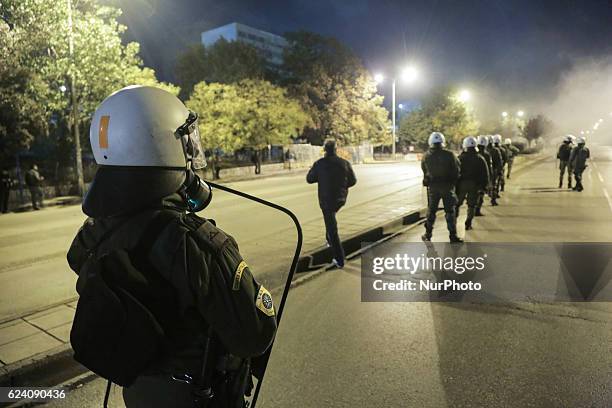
[420,132,519,243]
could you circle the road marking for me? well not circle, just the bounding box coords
[597,172,604,183]
[603,188,612,214]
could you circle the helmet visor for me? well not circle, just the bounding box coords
[176,111,206,170]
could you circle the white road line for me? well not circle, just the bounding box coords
[598,172,604,183]
[603,188,612,214]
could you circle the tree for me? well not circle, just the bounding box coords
[186,79,310,152]
[175,39,266,100]
[281,31,390,145]
[398,87,479,149]
[522,115,553,145]
[0,0,177,163]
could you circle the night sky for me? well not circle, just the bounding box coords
[109,0,612,123]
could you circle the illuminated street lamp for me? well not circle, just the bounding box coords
[501,111,508,118]
[517,110,525,117]
[374,65,420,157]
[458,89,471,103]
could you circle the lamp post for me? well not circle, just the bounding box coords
[67,0,84,197]
[375,66,419,159]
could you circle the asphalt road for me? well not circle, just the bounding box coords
[43,147,612,408]
[0,162,423,322]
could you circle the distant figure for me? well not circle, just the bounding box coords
[421,132,462,243]
[475,135,493,217]
[492,134,507,192]
[557,135,574,189]
[25,164,44,210]
[251,150,262,174]
[504,138,519,179]
[1,169,14,214]
[306,139,357,268]
[486,135,503,206]
[285,149,296,170]
[570,136,590,192]
[456,136,489,231]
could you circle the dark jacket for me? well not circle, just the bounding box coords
[557,143,572,161]
[25,168,43,188]
[421,146,460,187]
[477,147,493,179]
[458,148,490,189]
[1,171,13,191]
[496,144,508,165]
[487,145,503,171]
[570,146,590,171]
[67,196,276,376]
[307,153,357,210]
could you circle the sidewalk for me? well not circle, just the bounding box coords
[0,154,540,385]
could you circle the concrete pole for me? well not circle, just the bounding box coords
[392,79,396,158]
[67,0,84,196]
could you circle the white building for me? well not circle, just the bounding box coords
[201,22,287,67]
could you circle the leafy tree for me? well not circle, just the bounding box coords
[282,31,390,145]
[0,0,177,162]
[175,39,265,100]
[186,79,311,152]
[399,87,479,149]
[522,114,553,144]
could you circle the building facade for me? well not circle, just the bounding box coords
[201,22,287,67]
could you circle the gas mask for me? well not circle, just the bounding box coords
[175,111,213,212]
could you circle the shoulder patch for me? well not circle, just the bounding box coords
[255,285,275,317]
[232,260,248,291]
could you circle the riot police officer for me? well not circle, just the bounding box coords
[421,132,462,243]
[456,136,489,230]
[486,135,503,206]
[475,135,492,216]
[67,86,276,407]
[492,135,508,192]
[557,135,574,188]
[570,136,590,192]
[504,138,519,179]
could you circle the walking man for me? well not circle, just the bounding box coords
[0,169,14,214]
[456,136,489,230]
[475,135,492,216]
[570,136,590,192]
[557,135,574,188]
[487,135,503,206]
[504,138,519,179]
[307,139,357,268]
[421,132,463,243]
[492,135,507,192]
[25,164,44,210]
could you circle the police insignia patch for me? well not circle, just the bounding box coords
[256,285,275,317]
[232,260,248,291]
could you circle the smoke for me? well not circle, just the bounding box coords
[542,57,612,145]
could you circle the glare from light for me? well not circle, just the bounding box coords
[599,118,603,122]
[501,111,508,118]
[398,103,404,109]
[458,89,471,102]
[401,66,419,83]
[374,73,384,84]
[59,85,67,93]
[594,123,599,130]
[517,110,525,117]
[580,131,585,135]
[586,130,591,134]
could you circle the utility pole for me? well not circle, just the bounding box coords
[391,79,396,158]
[67,0,84,196]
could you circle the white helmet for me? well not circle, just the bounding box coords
[576,136,586,145]
[84,85,210,217]
[504,138,512,145]
[462,136,477,149]
[492,134,502,144]
[428,132,445,146]
[90,85,204,169]
[477,135,488,146]
[563,134,574,143]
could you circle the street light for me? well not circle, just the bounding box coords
[59,85,67,93]
[502,111,508,118]
[375,65,420,158]
[517,110,525,117]
[458,89,471,102]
